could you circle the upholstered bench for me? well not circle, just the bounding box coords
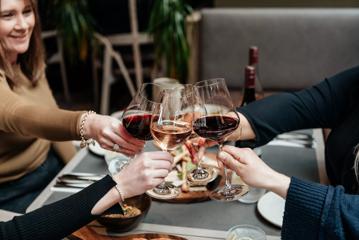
[188,8,359,97]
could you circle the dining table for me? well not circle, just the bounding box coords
[27,129,325,240]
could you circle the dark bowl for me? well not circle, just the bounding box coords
[97,193,151,233]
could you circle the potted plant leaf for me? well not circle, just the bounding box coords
[148,0,193,83]
[41,0,95,63]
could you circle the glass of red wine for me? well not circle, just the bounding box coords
[193,78,248,201]
[150,85,194,198]
[110,83,162,173]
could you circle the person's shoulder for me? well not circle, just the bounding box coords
[331,66,359,82]
[324,65,359,91]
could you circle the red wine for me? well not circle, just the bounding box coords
[151,120,192,151]
[122,114,153,141]
[193,115,239,142]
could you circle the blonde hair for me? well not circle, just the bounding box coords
[0,0,45,85]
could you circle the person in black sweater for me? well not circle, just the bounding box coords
[217,66,359,239]
[0,151,173,240]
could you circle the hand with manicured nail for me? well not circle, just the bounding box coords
[217,145,290,198]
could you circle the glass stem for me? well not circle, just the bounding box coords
[219,143,232,189]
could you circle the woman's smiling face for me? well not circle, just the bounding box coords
[0,0,35,63]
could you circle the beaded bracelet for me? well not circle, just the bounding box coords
[79,110,96,148]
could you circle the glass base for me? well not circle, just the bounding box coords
[147,186,180,200]
[153,182,172,195]
[192,167,209,180]
[210,184,249,202]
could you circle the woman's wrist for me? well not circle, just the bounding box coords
[84,111,96,139]
[91,184,122,215]
[79,111,96,148]
[112,174,128,201]
[267,172,291,199]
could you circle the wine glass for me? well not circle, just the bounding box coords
[109,83,161,173]
[185,133,211,183]
[193,78,248,201]
[150,85,194,198]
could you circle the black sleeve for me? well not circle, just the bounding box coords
[0,175,116,240]
[238,66,359,146]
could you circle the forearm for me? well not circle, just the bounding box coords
[0,176,116,240]
[91,183,122,215]
[2,103,83,141]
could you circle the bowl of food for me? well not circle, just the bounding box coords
[97,193,151,232]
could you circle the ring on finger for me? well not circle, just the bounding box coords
[113,143,120,152]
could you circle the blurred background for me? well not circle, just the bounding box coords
[36,0,359,114]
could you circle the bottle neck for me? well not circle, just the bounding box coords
[249,56,258,66]
[249,47,259,66]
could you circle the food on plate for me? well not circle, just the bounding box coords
[104,204,141,218]
[181,161,189,193]
[184,137,206,164]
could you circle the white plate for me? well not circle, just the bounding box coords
[88,141,106,156]
[257,191,285,228]
[104,150,130,175]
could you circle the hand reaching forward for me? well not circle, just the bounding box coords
[217,145,291,198]
[113,151,173,199]
[84,113,145,156]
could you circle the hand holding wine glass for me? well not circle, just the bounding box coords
[150,85,194,198]
[109,83,161,173]
[193,78,248,201]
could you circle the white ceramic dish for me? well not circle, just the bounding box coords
[88,141,106,156]
[257,191,285,228]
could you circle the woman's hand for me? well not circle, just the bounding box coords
[113,151,173,199]
[91,151,173,215]
[217,145,290,198]
[85,113,144,156]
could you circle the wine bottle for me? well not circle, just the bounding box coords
[240,65,256,106]
[248,46,264,99]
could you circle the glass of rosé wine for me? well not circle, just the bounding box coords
[150,84,195,198]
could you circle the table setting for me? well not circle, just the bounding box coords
[26,79,321,240]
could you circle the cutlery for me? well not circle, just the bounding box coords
[58,173,105,182]
[276,132,313,141]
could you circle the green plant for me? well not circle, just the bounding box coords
[43,0,95,63]
[148,0,192,83]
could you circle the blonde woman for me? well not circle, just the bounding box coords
[0,0,143,213]
[219,66,359,239]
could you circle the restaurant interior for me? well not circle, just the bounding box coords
[1,0,359,239]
